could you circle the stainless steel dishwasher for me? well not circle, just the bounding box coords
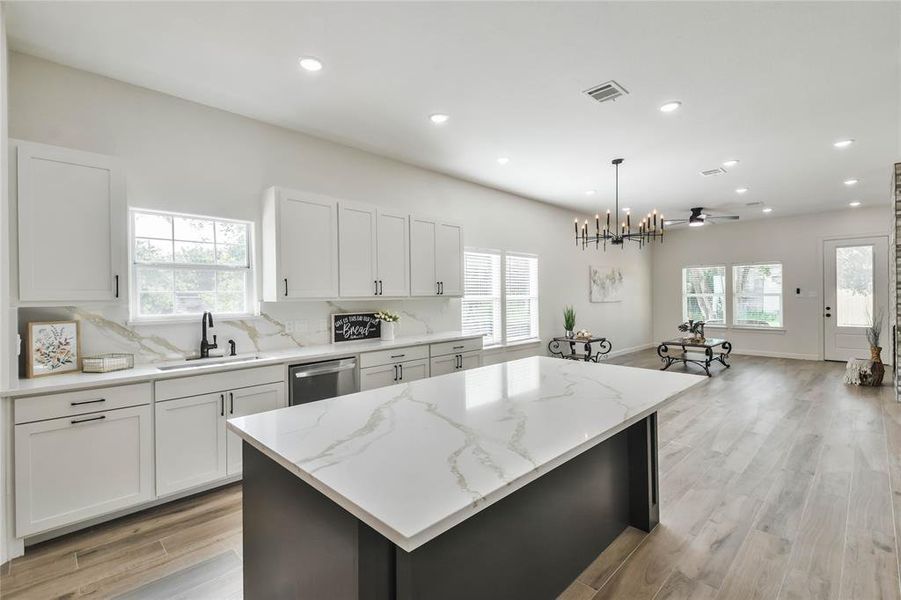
[288,357,358,406]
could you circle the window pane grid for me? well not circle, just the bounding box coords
[505,254,539,343]
[462,251,502,346]
[733,263,783,328]
[682,266,726,324]
[132,210,253,319]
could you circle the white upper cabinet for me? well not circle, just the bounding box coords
[339,201,378,298]
[376,209,409,297]
[16,141,126,303]
[410,216,463,297]
[262,187,339,301]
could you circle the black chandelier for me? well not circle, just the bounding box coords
[574,158,664,251]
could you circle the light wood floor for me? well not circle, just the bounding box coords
[2,351,900,599]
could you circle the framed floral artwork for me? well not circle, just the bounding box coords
[26,321,81,378]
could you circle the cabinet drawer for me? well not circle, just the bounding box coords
[15,383,151,425]
[155,364,284,401]
[359,345,429,369]
[15,404,153,537]
[430,337,483,358]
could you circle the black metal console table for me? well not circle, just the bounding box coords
[547,336,612,362]
[657,337,731,377]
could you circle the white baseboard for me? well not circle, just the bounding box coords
[730,349,820,361]
[606,342,655,358]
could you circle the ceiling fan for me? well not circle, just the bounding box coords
[663,207,740,228]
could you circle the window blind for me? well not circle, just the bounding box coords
[462,251,502,346]
[505,254,539,343]
[733,263,783,327]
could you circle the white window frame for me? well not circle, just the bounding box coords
[462,248,540,348]
[681,265,727,326]
[129,208,257,323]
[731,262,784,329]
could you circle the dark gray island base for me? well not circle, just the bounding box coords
[241,413,659,600]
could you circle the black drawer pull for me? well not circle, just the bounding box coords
[453,345,464,350]
[115,275,119,298]
[390,354,405,359]
[71,415,106,425]
[284,278,288,296]
[70,398,106,406]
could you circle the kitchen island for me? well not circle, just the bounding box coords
[227,356,704,600]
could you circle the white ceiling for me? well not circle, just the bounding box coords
[5,1,900,221]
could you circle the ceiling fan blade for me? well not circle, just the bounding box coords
[663,219,689,225]
[707,215,740,220]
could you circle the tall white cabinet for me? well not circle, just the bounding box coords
[339,201,409,298]
[410,216,464,297]
[15,140,126,303]
[261,187,340,301]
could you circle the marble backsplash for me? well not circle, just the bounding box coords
[17,299,460,371]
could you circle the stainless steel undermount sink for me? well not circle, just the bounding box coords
[156,355,262,371]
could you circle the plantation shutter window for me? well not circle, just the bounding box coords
[462,251,502,347]
[505,254,539,343]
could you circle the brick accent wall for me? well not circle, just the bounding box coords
[895,163,900,401]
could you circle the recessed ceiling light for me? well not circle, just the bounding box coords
[585,189,596,196]
[429,113,449,125]
[298,57,323,72]
[833,139,854,149]
[659,101,682,113]
[762,207,773,213]
[843,178,858,186]
[660,100,682,112]
[849,201,862,207]
[735,187,748,194]
[722,159,740,168]
[497,157,510,165]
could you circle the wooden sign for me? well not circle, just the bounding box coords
[331,312,381,343]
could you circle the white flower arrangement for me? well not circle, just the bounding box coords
[374,310,400,323]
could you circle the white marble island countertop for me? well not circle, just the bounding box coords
[227,356,705,552]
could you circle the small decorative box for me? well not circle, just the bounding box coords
[81,353,135,373]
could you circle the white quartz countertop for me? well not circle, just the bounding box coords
[227,356,706,552]
[1,332,482,398]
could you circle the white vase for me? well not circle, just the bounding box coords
[381,321,395,341]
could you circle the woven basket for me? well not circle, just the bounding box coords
[82,353,135,373]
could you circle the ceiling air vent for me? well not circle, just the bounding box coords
[745,201,763,207]
[583,80,629,104]
[699,167,728,177]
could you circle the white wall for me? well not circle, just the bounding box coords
[652,207,891,360]
[6,52,653,368]
[0,4,9,567]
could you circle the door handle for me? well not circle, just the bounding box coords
[284,278,289,297]
[229,392,234,415]
[220,393,225,417]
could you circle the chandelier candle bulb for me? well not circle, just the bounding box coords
[596,214,600,233]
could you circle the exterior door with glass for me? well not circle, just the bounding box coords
[823,236,889,362]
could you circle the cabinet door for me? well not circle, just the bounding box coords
[226,382,286,476]
[15,405,152,537]
[17,141,125,302]
[339,201,378,298]
[359,364,401,391]
[429,355,458,377]
[155,393,227,496]
[409,216,438,296]
[398,359,429,383]
[377,210,409,297]
[460,351,483,371]
[278,189,339,299]
[436,222,464,297]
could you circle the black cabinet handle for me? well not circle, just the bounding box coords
[115,275,119,298]
[229,392,234,415]
[399,363,403,380]
[439,282,444,295]
[390,354,405,359]
[436,281,440,295]
[220,393,225,417]
[284,278,289,297]
[374,280,378,295]
[378,280,383,295]
[393,365,398,381]
[70,398,106,406]
[71,415,105,425]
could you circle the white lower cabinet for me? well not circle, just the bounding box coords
[225,382,285,476]
[155,392,228,497]
[15,404,153,537]
[156,382,286,495]
[430,351,482,376]
[359,358,430,391]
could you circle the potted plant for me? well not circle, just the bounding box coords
[563,306,576,338]
[375,310,400,341]
[866,308,884,363]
